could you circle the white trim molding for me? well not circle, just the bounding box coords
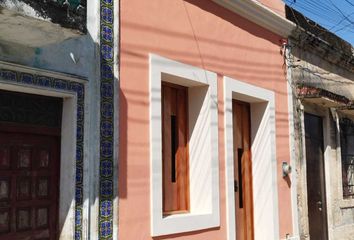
[223,77,279,240]
[149,54,220,236]
[212,0,296,37]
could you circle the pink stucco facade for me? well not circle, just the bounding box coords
[119,0,292,239]
[257,0,286,16]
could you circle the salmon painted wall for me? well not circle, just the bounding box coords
[119,0,292,239]
[257,0,286,16]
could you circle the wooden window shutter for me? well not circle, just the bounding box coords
[161,83,189,215]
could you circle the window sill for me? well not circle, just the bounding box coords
[163,210,189,217]
[152,212,220,237]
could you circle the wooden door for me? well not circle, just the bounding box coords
[304,113,328,240]
[232,100,254,240]
[0,131,60,240]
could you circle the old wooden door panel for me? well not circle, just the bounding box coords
[0,131,59,240]
[232,100,254,240]
[304,113,328,240]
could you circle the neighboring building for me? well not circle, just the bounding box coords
[0,0,118,239]
[286,7,354,240]
[5,1,354,240]
[119,0,298,239]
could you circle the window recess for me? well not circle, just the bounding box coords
[150,54,219,236]
[340,118,354,199]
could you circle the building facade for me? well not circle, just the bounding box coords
[119,0,297,239]
[286,7,354,240]
[4,0,354,240]
[0,0,118,239]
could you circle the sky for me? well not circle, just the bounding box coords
[283,0,354,46]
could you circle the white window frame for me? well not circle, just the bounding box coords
[223,77,279,240]
[149,54,220,237]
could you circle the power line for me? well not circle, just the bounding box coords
[344,0,354,8]
[283,0,354,43]
[327,0,354,25]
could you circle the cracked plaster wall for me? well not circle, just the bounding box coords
[0,0,91,74]
[291,46,354,100]
[0,35,95,77]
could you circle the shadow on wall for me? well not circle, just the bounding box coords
[121,0,286,84]
[119,0,293,238]
[118,0,291,201]
[184,0,282,44]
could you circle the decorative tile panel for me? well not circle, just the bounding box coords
[102,26,113,42]
[99,0,115,238]
[100,221,112,238]
[100,200,112,217]
[75,230,82,240]
[21,73,34,84]
[75,209,82,226]
[102,7,113,24]
[0,67,86,239]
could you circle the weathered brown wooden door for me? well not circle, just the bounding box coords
[0,130,60,240]
[304,113,328,240]
[232,100,254,240]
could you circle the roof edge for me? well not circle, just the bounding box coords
[212,0,296,37]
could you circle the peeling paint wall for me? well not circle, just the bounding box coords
[0,35,95,77]
[291,46,354,100]
[0,0,119,239]
[0,0,92,77]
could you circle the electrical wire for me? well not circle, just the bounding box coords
[283,0,354,43]
[327,0,354,25]
[345,0,354,8]
[284,0,354,26]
